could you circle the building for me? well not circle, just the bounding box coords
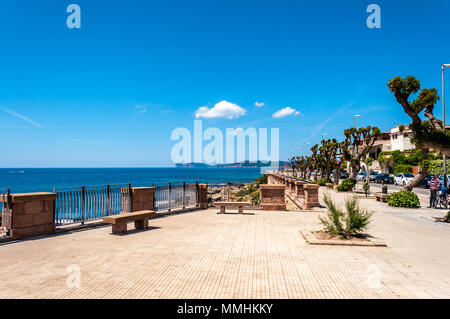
[357,125,415,173]
[389,125,414,151]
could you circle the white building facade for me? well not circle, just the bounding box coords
[390,126,414,151]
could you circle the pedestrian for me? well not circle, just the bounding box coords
[429,173,441,208]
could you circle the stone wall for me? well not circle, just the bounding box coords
[302,184,319,209]
[130,187,155,211]
[265,173,320,210]
[260,185,286,211]
[198,184,208,209]
[6,192,56,240]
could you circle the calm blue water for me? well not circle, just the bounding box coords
[0,168,262,193]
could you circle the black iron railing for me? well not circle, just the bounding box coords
[54,184,131,226]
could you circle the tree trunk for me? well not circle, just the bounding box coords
[334,166,341,185]
[349,162,361,179]
[402,167,428,191]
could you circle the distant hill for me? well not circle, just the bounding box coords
[175,161,289,168]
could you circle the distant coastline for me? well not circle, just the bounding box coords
[175,161,289,168]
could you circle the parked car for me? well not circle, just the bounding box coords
[394,173,415,186]
[369,171,378,182]
[419,174,434,188]
[330,170,349,180]
[375,173,394,184]
[438,175,450,185]
[341,170,349,179]
[356,172,366,181]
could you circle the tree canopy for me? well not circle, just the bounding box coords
[387,75,450,156]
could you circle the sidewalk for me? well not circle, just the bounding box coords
[0,195,449,298]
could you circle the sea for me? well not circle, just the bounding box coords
[0,168,263,193]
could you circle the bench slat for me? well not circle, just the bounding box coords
[213,202,252,207]
[103,210,156,225]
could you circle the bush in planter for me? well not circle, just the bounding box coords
[387,191,420,208]
[320,195,372,238]
[336,178,357,192]
[318,177,332,186]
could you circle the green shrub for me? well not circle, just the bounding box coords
[363,181,369,192]
[320,195,372,238]
[250,190,260,206]
[387,191,420,208]
[253,174,268,185]
[427,159,450,175]
[336,178,356,192]
[318,177,332,186]
[394,164,412,175]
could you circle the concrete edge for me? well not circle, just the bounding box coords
[300,230,387,247]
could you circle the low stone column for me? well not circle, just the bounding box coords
[303,184,320,209]
[130,187,156,211]
[260,185,286,211]
[8,192,56,240]
[294,181,304,197]
[198,184,208,209]
[289,179,296,192]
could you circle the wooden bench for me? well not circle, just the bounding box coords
[103,210,156,234]
[213,202,252,214]
[374,193,389,203]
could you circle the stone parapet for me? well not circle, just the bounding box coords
[198,184,208,209]
[294,181,305,197]
[260,185,286,211]
[9,192,56,240]
[302,184,320,209]
[130,187,155,212]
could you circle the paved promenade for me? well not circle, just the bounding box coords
[1,189,450,299]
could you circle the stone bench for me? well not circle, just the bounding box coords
[374,193,389,203]
[213,202,251,214]
[103,210,156,234]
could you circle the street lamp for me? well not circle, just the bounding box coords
[442,64,450,187]
[353,114,361,128]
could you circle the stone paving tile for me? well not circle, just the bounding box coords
[0,198,450,299]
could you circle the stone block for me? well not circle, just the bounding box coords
[13,214,35,228]
[24,201,44,215]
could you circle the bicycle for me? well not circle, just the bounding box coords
[435,191,448,209]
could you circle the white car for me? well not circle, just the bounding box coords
[356,172,366,181]
[394,173,415,186]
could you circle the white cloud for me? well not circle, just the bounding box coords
[272,106,301,118]
[0,107,43,128]
[135,105,148,116]
[254,101,265,107]
[195,100,246,119]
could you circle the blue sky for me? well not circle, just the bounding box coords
[0,0,449,167]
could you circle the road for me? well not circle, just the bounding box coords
[355,180,429,197]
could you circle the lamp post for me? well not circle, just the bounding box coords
[443,64,450,187]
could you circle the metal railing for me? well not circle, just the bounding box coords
[54,184,131,226]
[153,182,198,212]
[0,189,11,236]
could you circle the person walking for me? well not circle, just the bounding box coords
[429,174,441,208]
